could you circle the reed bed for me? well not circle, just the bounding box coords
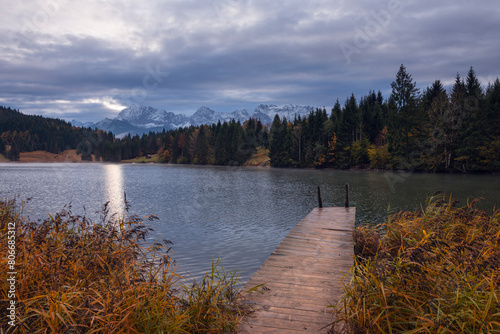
[334,194,500,333]
[0,198,244,333]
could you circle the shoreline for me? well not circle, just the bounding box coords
[3,150,498,175]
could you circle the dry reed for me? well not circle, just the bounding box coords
[334,194,500,333]
[0,198,244,333]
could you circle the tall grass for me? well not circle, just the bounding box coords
[0,198,244,333]
[334,194,500,333]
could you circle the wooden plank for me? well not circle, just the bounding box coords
[262,257,350,271]
[241,290,343,306]
[248,269,348,283]
[239,324,315,334]
[241,298,332,313]
[244,310,332,325]
[238,207,355,333]
[239,311,334,332]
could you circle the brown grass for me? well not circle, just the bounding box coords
[16,150,96,163]
[121,154,160,164]
[242,147,270,167]
[334,194,500,333]
[0,198,245,333]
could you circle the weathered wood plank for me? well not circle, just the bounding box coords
[238,207,355,333]
[247,269,349,283]
[241,298,333,313]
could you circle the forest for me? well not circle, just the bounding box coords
[1,65,499,172]
[269,65,500,172]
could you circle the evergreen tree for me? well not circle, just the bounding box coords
[194,125,209,164]
[388,64,421,167]
[424,80,453,170]
[330,99,342,131]
[269,115,287,167]
[465,66,482,98]
[292,122,304,164]
[343,94,358,144]
[480,78,500,170]
[214,122,229,165]
[455,67,485,171]
[422,80,446,112]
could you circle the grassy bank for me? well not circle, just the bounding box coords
[242,147,270,167]
[121,154,161,163]
[334,195,500,333]
[0,199,244,333]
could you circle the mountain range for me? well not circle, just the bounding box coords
[71,104,316,138]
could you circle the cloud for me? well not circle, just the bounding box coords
[0,0,499,122]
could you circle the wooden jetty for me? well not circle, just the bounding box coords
[238,207,355,333]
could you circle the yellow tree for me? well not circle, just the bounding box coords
[314,134,337,167]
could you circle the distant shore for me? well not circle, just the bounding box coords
[3,150,90,163]
[4,150,496,174]
[3,149,272,167]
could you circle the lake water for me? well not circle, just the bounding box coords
[1,163,499,283]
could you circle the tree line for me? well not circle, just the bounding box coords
[1,64,499,172]
[0,107,92,161]
[114,118,269,165]
[269,65,500,172]
[0,106,268,165]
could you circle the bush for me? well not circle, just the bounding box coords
[368,144,392,169]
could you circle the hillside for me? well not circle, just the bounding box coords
[0,106,114,162]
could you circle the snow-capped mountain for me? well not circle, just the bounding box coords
[252,104,315,124]
[94,118,154,139]
[231,109,250,122]
[117,105,190,129]
[70,119,97,128]
[189,106,250,126]
[78,104,317,137]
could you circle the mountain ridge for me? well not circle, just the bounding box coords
[71,104,317,138]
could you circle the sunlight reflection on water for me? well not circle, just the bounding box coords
[104,164,124,216]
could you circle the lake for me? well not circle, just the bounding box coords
[1,163,499,283]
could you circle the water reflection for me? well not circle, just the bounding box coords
[104,164,124,216]
[2,163,499,283]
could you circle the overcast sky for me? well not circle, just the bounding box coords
[1,0,499,122]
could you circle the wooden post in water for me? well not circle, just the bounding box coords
[317,185,323,208]
[345,183,349,208]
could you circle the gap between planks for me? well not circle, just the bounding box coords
[238,207,355,333]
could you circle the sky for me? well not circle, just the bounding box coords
[1,0,499,123]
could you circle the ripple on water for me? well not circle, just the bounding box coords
[1,163,499,283]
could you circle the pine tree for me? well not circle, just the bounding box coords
[454,67,486,171]
[269,115,287,167]
[331,99,342,130]
[0,137,5,154]
[424,80,453,170]
[388,64,421,167]
[292,123,304,164]
[194,125,209,164]
[480,78,500,170]
[466,66,482,98]
[214,122,229,165]
[343,94,358,144]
